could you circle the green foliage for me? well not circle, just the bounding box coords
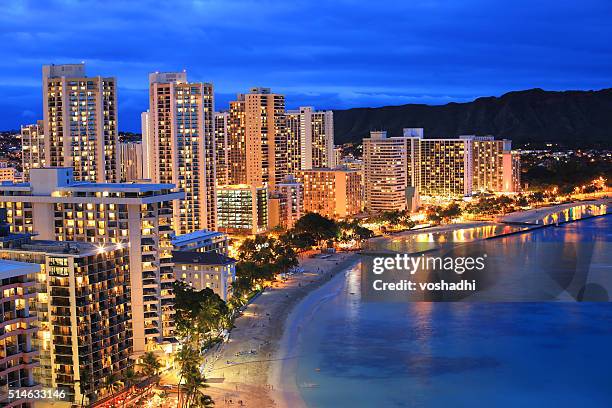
[140,351,161,380]
[293,212,339,246]
[173,282,228,340]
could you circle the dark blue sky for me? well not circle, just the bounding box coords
[1,0,611,132]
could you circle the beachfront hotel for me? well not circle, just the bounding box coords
[0,167,183,354]
[42,63,119,183]
[172,251,236,301]
[217,185,269,235]
[0,232,132,406]
[0,258,39,408]
[363,130,417,212]
[268,175,304,230]
[228,88,288,190]
[20,121,45,181]
[146,71,217,234]
[297,168,363,219]
[363,129,520,210]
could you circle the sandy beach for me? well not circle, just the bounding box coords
[199,251,360,407]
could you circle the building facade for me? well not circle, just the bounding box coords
[297,169,362,219]
[214,112,230,187]
[0,259,38,408]
[228,88,288,189]
[148,72,216,234]
[20,121,45,181]
[268,175,303,230]
[42,64,119,183]
[119,141,144,181]
[216,185,268,235]
[172,251,236,301]
[0,236,132,406]
[285,107,335,172]
[0,167,183,353]
[363,131,413,212]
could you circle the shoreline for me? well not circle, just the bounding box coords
[201,199,610,407]
[201,251,360,407]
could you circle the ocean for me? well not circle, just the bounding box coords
[292,211,612,407]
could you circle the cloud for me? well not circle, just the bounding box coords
[0,0,611,131]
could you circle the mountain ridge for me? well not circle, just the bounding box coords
[332,88,612,147]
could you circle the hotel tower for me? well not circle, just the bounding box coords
[20,120,46,181]
[147,72,216,234]
[42,63,119,183]
[228,88,288,190]
[0,168,183,354]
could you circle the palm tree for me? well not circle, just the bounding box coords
[181,369,212,408]
[175,344,201,407]
[103,372,120,398]
[121,367,138,408]
[140,351,162,385]
[77,369,91,408]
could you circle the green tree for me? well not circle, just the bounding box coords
[140,351,161,384]
[293,213,339,248]
[77,369,92,408]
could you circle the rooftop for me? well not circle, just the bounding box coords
[0,259,39,280]
[172,251,236,266]
[0,237,121,257]
[172,229,226,245]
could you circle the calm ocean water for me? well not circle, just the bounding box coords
[295,214,612,407]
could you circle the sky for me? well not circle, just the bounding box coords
[1,0,611,132]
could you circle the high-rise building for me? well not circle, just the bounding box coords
[268,175,303,230]
[141,110,152,179]
[503,150,521,193]
[20,120,46,180]
[297,168,362,219]
[172,251,236,301]
[364,129,517,207]
[148,72,216,234]
[119,141,144,181]
[363,131,414,212]
[0,234,132,406]
[214,112,230,186]
[0,258,39,408]
[285,107,335,172]
[42,63,119,183]
[285,110,302,176]
[216,185,268,235]
[228,88,287,189]
[416,137,471,198]
[0,167,183,353]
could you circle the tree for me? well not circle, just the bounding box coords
[140,351,161,384]
[293,213,339,248]
[439,203,462,221]
[103,372,120,398]
[77,369,92,408]
[175,344,204,408]
[121,368,138,408]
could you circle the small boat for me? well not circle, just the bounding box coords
[300,382,320,388]
[315,368,321,372]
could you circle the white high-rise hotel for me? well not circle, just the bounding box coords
[42,63,119,183]
[286,107,335,172]
[144,72,217,235]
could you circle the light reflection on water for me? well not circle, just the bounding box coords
[295,210,612,408]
